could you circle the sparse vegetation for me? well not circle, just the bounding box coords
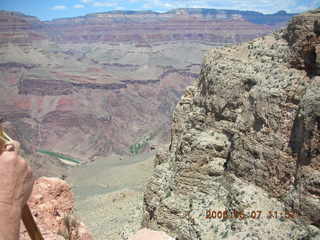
[58,215,80,240]
[129,136,152,155]
[221,231,228,238]
[37,150,81,164]
[165,191,172,198]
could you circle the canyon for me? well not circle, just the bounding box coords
[0,9,294,169]
[2,7,314,240]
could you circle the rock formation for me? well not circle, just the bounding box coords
[19,177,92,240]
[142,10,320,240]
[0,11,44,47]
[286,9,320,76]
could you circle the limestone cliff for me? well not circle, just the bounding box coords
[142,10,320,240]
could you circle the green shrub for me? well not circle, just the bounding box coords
[129,136,152,155]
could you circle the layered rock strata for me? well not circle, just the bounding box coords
[0,11,45,47]
[0,9,294,47]
[42,9,293,45]
[286,9,320,75]
[0,8,296,162]
[142,11,320,240]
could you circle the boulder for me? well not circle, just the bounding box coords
[20,177,93,240]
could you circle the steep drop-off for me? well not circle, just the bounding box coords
[142,10,320,240]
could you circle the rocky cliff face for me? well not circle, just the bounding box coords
[142,10,320,240]
[286,9,320,75]
[0,11,45,47]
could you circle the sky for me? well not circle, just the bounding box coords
[0,0,319,20]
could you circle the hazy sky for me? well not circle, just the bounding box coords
[0,0,319,20]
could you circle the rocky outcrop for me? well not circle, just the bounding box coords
[288,78,320,227]
[286,9,320,75]
[20,177,92,240]
[142,10,320,240]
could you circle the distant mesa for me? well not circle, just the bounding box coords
[0,8,295,46]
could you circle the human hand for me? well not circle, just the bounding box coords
[0,141,34,207]
[0,141,34,240]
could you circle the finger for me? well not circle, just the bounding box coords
[0,141,21,161]
[0,150,18,164]
[26,166,34,180]
[18,156,28,171]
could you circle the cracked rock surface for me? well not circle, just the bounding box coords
[142,10,320,240]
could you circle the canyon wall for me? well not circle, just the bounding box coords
[142,10,320,240]
[42,10,282,45]
[0,9,294,47]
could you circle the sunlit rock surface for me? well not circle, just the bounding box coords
[142,10,320,240]
[20,177,93,240]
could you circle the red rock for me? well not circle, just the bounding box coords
[20,177,93,240]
